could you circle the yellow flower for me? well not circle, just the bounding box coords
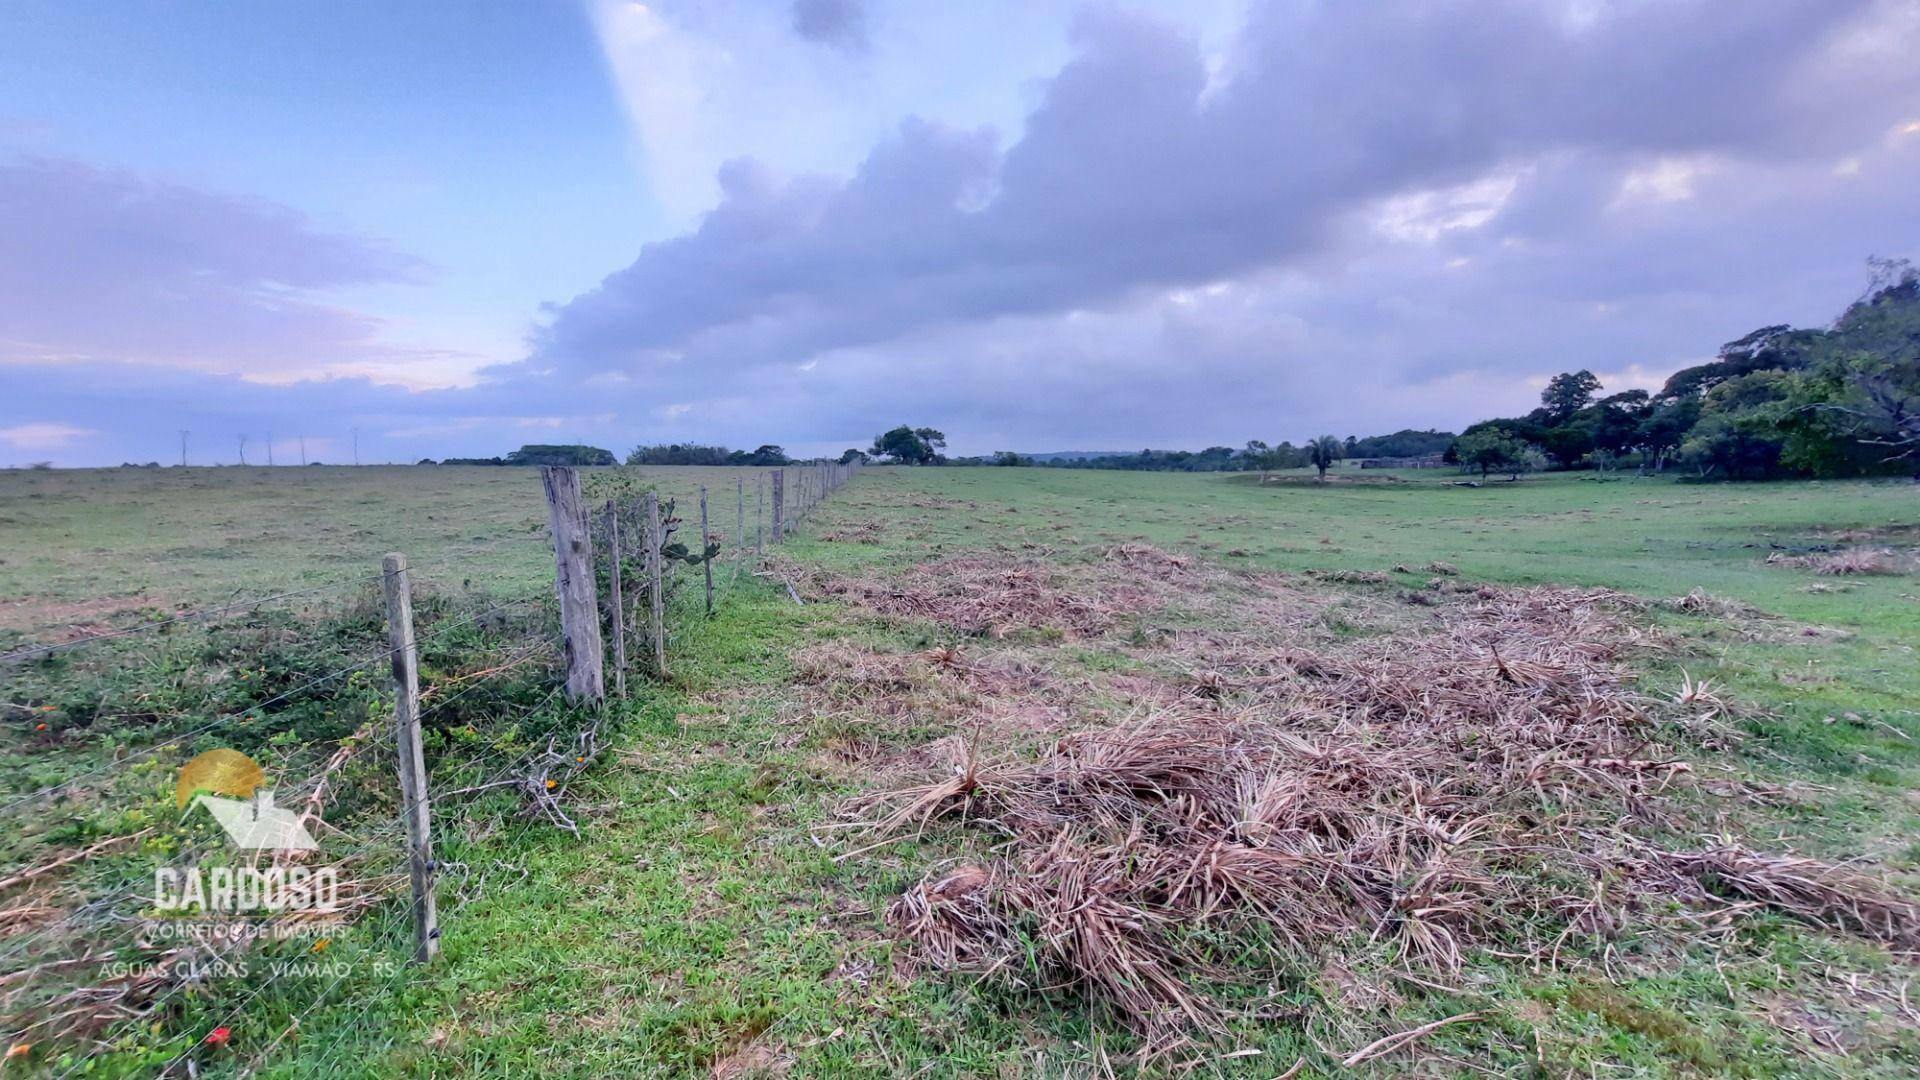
[311,938,331,953]
[544,778,557,790]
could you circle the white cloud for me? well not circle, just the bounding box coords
[1614,156,1717,205]
[0,422,98,449]
[1373,170,1523,243]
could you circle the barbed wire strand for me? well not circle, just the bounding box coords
[0,593,545,816]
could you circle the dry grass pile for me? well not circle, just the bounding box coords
[1638,845,1920,947]
[790,552,1173,639]
[1666,587,1762,618]
[1765,548,1899,575]
[822,521,884,544]
[848,585,1920,1046]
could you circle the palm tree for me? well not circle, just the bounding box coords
[1308,434,1343,480]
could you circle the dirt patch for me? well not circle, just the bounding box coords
[710,1036,791,1079]
[0,594,164,638]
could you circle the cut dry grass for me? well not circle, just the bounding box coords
[841,582,1920,1051]
[789,555,1136,639]
[1766,548,1900,576]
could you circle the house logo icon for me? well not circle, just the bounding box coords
[176,748,318,851]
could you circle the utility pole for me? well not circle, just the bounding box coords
[237,434,248,466]
[352,427,361,466]
[299,436,307,466]
[178,430,189,467]
[266,433,275,467]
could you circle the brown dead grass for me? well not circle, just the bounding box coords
[828,572,1920,1050]
[1765,548,1900,576]
[790,555,1132,638]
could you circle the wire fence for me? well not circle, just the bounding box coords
[0,462,861,1074]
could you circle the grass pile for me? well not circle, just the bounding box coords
[790,553,1158,639]
[845,583,1920,1054]
[1766,548,1901,575]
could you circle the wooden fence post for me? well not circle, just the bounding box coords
[699,485,714,616]
[381,552,438,965]
[735,477,744,569]
[541,467,604,703]
[756,478,765,554]
[645,491,666,676]
[771,469,785,542]
[604,500,626,699]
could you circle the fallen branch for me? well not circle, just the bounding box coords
[0,829,154,895]
[1341,1012,1483,1067]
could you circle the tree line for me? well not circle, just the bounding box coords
[873,258,1919,482]
[1456,258,1919,479]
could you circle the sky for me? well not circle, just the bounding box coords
[4,0,1919,466]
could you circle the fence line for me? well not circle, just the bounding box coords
[2,462,864,1071]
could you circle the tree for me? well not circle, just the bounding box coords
[1822,261,1920,472]
[870,425,946,465]
[1633,399,1700,471]
[838,448,869,465]
[1243,440,1275,482]
[1453,430,1531,480]
[990,450,1032,466]
[505,444,615,466]
[1539,370,1603,424]
[1537,424,1596,469]
[1677,412,1784,478]
[1307,434,1343,480]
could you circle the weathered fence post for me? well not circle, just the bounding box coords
[735,477,745,569]
[604,500,626,699]
[771,469,785,542]
[381,552,438,965]
[756,478,765,554]
[541,466,604,703]
[699,485,714,616]
[644,491,666,677]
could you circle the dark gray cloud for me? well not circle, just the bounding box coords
[0,157,429,377]
[528,0,1919,403]
[10,0,1920,464]
[790,0,869,52]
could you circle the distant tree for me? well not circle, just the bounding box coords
[1539,370,1603,424]
[1820,261,1920,473]
[1453,430,1532,480]
[1244,439,1274,481]
[1307,435,1344,480]
[505,444,615,467]
[870,425,946,465]
[838,448,869,465]
[627,443,733,466]
[1347,429,1456,458]
[990,450,1032,466]
[1678,412,1784,478]
[1537,424,1596,469]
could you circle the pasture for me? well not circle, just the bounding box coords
[2,465,1917,1077]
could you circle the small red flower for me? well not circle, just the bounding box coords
[204,1026,231,1046]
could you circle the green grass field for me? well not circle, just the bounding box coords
[3,465,1918,1077]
